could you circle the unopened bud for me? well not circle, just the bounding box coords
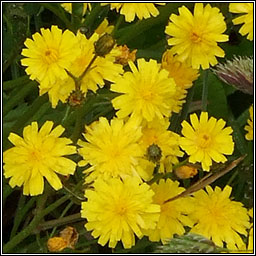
[146,144,162,164]
[94,33,115,57]
[174,165,198,179]
[213,56,253,95]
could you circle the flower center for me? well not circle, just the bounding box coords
[30,149,43,163]
[198,133,211,148]
[190,31,202,43]
[43,48,59,64]
[117,205,128,216]
[140,90,154,101]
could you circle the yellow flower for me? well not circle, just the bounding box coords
[188,185,250,250]
[3,121,76,196]
[81,176,160,248]
[247,208,253,252]
[245,105,253,141]
[102,3,165,22]
[95,18,114,35]
[42,32,123,108]
[165,3,228,69]
[111,58,177,123]
[180,112,234,171]
[61,3,91,15]
[143,179,194,244]
[139,118,184,173]
[229,3,253,41]
[21,25,80,88]
[161,50,199,113]
[78,117,143,183]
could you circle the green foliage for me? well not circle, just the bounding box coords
[155,233,228,254]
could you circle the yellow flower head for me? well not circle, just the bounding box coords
[61,3,91,15]
[3,121,77,196]
[165,3,229,69]
[229,3,253,41]
[102,3,165,22]
[245,104,253,141]
[95,18,114,35]
[188,185,250,250]
[78,117,143,182]
[81,176,160,248]
[161,50,199,113]
[139,118,184,173]
[180,112,234,171]
[143,179,194,244]
[21,25,80,88]
[111,58,177,123]
[42,32,123,108]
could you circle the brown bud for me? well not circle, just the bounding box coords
[94,33,115,57]
[68,89,85,107]
[175,165,198,179]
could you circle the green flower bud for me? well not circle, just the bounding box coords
[94,33,115,57]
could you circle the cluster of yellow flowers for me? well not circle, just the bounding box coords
[3,2,253,252]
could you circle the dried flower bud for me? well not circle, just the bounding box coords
[146,143,162,164]
[47,237,68,252]
[115,45,137,66]
[68,89,85,107]
[174,165,198,179]
[94,33,115,57]
[213,56,253,95]
[47,226,79,252]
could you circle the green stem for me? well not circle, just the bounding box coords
[61,105,71,125]
[227,169,238,186]
[201,69,209,112]
[10,197,37,239]
[78,55,97,82]
[49,201,74,237]
[40,213,82,232]
[3,194,71,253]
[63,185,85,201]
[71,106,84,144]
[3,81,37,116]
[10,195,27,239]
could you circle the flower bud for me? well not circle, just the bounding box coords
[146,143,162,164]
[213,56,253,95]
[94,33,115,57]
[174,165,198,179]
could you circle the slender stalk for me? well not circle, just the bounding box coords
[78,55,97,82]
[63,185,85,201]
[10,197,36,239]
[49,201,74,237]
[201,69,209,112]
[70,105,84,144]
[40,213,82,232]
[3,194,71,253]
[61,105,71,125]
